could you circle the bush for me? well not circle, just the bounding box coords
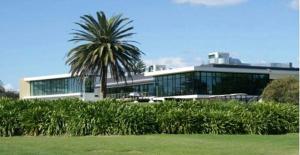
[262,77,299,105]
[0,90,19,99]
[0,98,298,136]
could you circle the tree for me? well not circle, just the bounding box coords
[261,77,299,104]
[0,80,18,99]
[0,80,4,93]
[132,57,146,74]
[66,11,142,98]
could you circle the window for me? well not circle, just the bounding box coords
[208,55,215,59]
[107,83,155,99]
[200,73,208,94]
[30,77,83,96]
[153,71,269,97]
[84,77,94,93]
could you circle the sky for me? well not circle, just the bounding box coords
[0,0,298,90]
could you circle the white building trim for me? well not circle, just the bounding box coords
[24,74,72,81]
[22,93,81,99]
[144,66,195,76]
[144,65,298,77]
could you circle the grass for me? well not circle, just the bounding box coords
[0,134,298,155]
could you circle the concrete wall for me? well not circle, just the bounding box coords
[82,93,100,101]
[19,79,30,99]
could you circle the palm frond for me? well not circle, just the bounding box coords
[66,11,143,97]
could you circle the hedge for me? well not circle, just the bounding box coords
[0,98,298,136]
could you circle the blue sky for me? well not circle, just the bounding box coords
[0,0,298,90]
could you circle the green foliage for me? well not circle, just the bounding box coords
[66,11,143,98]
[0,80,4,93]
[0,91,19,99]
[262,77,299,104]
[0,80,18,99]
[132,57,146,74]
[0,99,298,136]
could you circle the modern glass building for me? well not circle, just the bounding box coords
[20,64,299,101]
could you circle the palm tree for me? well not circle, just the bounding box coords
[66,11,142,98]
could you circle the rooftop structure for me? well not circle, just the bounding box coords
[208,52,294,68]
[208,52,243,65]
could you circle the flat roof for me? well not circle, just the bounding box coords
[23,64,299,81]
[23,74,72,81]
[144,64,299,76]
[210,64,299,71]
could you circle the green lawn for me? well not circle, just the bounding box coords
[0,134,298,155]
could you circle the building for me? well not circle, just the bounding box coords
[20,53,299,101]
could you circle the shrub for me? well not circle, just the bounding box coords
[262,77,299,104]
[0,98,298,136]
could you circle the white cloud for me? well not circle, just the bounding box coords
[173,0,247,6]
[145,56,206,69]
[145,57,188,68]
[289,0,299,10]
[3,83,14,91]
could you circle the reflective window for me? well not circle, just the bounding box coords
[30,77,83,96]
[107,83,155,98]
[84,77,95,93]
[154,71,269,97]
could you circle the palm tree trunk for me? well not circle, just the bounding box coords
[100,67,107,98]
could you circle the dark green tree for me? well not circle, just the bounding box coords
[66,11,142,98]
[0,80,4,93]
[0,81,18,99]
[262,77,299,104]
[132,57,146,74]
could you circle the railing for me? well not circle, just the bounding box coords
[107,92,150,99]
[107,92,261,103]
[207,94,260,103]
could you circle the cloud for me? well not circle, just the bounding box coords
[144,56,206,69]
[3,83,14,91]
[145,57,188,68]
[173,0,247,6]
[289,0,299,10]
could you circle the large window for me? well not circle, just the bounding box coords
[154,71,269,97]
[107,83,155,98]
[30,77,83,96]
[84,77,95,93]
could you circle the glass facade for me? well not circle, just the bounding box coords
[107,83,155,98]
[29,71,270,98]
[155,71,269,97]
[84,77,95,93]
[30,77,84,96]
